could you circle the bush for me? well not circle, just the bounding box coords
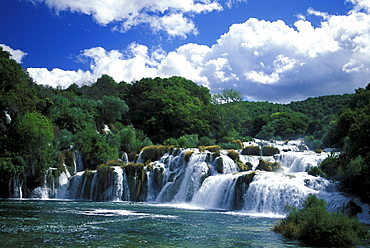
[273,195,369,247]
[231,139,243,148]
[241,146,261,155]
[198,136,215,146]
[307,166,326,177]
[219,142,240,150]
[163,138,178,147]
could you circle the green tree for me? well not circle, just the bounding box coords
[15,112,55,185]
[73,129,118,169]
[212,89,243,104]
[124,77,215,143]
[96,95,129,124]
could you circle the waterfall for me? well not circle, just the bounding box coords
[112,166,124,201]
[74,150,84,172]
[243,173,316,214]
[172,152,210,203]
[274,151,327,172]
[31,140,369,222]
[4,110,11,124]
[191,174,239,209]
[9,177,22,198]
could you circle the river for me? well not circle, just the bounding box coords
[0,199,303,247]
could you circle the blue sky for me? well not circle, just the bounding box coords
[1,0,370,103]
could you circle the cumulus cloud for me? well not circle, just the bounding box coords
[0,44,28,63]
[28,0,370,102]
[30,0,222,37]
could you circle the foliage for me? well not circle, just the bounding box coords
[307,166,327,178]
[73,129,118,169]
[15,112,55,184]
[318,84,370,202]
[118,125,153,156]
[212,89,243,104]
[96,95,129,125]
[198,136,215,146]
[177,134,199,148]
[123,76,215,143]
[219,142,240,150]
[273,195,369,247]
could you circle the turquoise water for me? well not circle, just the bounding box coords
[0,199,305,247]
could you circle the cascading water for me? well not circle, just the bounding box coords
[274,151,327,172]
[31,141,370,222]
[191,173,239,209]
[74,150,84,173]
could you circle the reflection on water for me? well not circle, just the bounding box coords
[0,199,304,247]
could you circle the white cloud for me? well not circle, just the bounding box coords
[28,68,93,88]
[28,0,370,102]
[0,44,28,63]
[31,0,222,37]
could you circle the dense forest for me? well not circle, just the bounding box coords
[1,46,369,202]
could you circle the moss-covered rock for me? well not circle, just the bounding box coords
[215,156,224,173]
[183,150,194,163]
[151,167,164,193]
[198,145,221,153]
[241,146,261,155]
[227,149,239,161]
[261,145,280,156]
[227,150,252,171]
[122,163,148,201]
[256,159,283,172]
[233,172,256,209]
[94,165,114,201]
[140,145,173,164]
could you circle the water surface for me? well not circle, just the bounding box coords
[0,199,307,247]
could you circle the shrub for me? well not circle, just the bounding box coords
[261,145,280,156]
[241,146,261,155]
[315,148,323,153]
[219,142,240,150]
[232,139,243,148]
[273,195,369,247]
[198,136,215,146]
[307,166,326,177]
[319,155,340,179]
[163,138,178,147]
